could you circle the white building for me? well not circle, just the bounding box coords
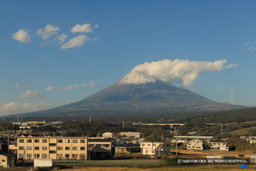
[210,140,229,151]
[119,132,141,139]
[102,132,115,138]
[140,142,170,156]
[187,139,203,150]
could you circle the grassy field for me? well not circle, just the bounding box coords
[1,165,256,171]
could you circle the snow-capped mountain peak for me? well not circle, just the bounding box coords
[117,70,158,85]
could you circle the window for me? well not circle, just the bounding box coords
[19,139,24,143]
[58,147,63,150]
[72,154,78,158]
[65,139,70,143]
[18,154,24,158]
[65,154,70,158]
[57,154,63,159]
[42,154,47,159]
[27,139,32,143]
[49,151,56,153]
[73,147,78,150]
[19,146,24,150]
[2,160,5,162]
[49,143,56,146]
[34,154,40,158]
[103,144,110,147]
[42,139,47,143]
[80,147,85,150]
[80,154,85,159]
[80,140,85,143]
[42,146,47,150]
[27,146,32,150]
[35,146,40,150]
[65,147,70,150]
[27,154,32,159]
[73,140,78,143]
[58,139,63,143]
[35,139,40,143]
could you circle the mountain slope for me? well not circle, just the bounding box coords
[16,71,245,117]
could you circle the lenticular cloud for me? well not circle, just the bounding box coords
[131,59,237,86]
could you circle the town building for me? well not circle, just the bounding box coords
[140,142,170,156]
[210,140,229,151]
[9,135,88,160]
[88,138,113,159]
[119,132,141,139]
[0,153,14,168]
[187,139,203,150]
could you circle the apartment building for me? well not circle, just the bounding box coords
[11,135,88,160]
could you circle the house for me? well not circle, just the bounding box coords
[210,140,229,151]
[0,153,14,168]
[102,132,116,139]
[88,138,113,159]
[119,132,141,139]
[115,143,140,155]
[140,142,170,156]
[187,139,203,150]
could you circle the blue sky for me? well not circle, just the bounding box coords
[1,0,256,115]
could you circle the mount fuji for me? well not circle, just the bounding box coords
[17,70,245,118]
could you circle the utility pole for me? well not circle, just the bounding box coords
[175,127,178,157]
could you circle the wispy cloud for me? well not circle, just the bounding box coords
[71,23,98,33]
[13,29,31,43]
[37,24,60,40]
[61,35,89,49]
[56,33,68,44]
[46,81,99,91]
[0,102,53,115]
[20,91,44,99]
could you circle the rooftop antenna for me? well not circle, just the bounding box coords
[89,114,92,123]
[122,119,125,128]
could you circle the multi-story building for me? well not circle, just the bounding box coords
[140,142,170,156]
[10,135,88,160]
[210,140,229,151]
[187,139,203,150]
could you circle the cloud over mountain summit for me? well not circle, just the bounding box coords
[127,59,237,86]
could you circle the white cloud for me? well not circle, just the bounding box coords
[131,59,238,86]
[246,46,256,50]
[71,23,94,33]
[14,83,20,87]
[20,91,44,99]
[61,35,89,49]
[36,24,60,40]
[56,33,68,44]
[225,64,238,69]
[0,102,53,115]
[13,29,31,43]
[46,81,99,91]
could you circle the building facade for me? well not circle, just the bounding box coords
[187,139,203,150]
[12,136,88,160]
[140,142,170,156]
